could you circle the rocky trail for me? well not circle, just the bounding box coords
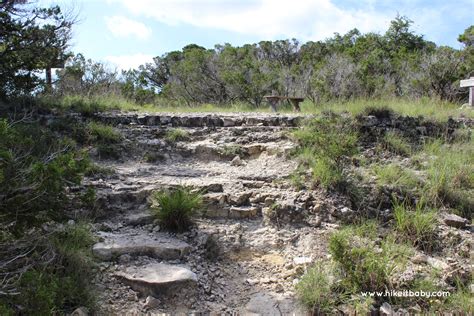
[76,112,473,315]
[85,113,334,315]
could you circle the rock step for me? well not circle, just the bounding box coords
[96,113,303,128]
[115,263,197,297]
[92,231,191,261]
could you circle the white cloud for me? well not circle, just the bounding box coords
[105,16,152,40]
[108,0,392,41]
[105,53,154,70]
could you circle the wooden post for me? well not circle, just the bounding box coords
[460,77,474,107]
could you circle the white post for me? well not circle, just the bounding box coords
[460,77,474,107]
[470,86,474,107]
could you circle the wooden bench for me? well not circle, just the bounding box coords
[264,95,304,112]
[460,77,474,107]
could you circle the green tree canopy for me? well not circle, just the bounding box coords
[0,0,74,99]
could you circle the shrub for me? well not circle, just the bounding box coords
[165,128,190,142]
[0,224,97,314]
[0,119,91,234]
[380,131,412,156]
[293,114,359,190]
[295,261,338,314]
[151,186,202,232]
[393,200,437,250]
[328,225,411,294]
[329,229,391,293]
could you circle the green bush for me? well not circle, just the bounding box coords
[165,128,190,142]
[329,230,390,293]
[295,261,338,314]
[0,224,96,315]
[393,201,437,250]
[293,114,359,190]
[0,119,91,234]
[151,186,202,232]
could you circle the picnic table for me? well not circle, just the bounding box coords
[264,95,304,112]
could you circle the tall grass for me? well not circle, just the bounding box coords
[393,201,437,250]
[292,114,359,189]
[419,139,474,218]
[298,97,473,120]
[41,94,473,120]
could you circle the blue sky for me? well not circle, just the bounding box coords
[42,0,473,70]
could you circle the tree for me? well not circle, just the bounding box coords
[458,25,474,47]
[0,0,74,99]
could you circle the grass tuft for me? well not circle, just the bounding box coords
[165,128,190,142]
[151,186,202,232]
[393,200,437,251]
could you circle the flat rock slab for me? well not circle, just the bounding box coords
[116,263,197,297]
[93,231,191,261]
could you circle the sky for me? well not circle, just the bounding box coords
[40,0,473,71]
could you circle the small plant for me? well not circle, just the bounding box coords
[165,128,190,142]
[151,186,202,232]
[380,131,412,156]
[393,200,437,250]
[87,121,122,144]
[218,144,244,157]
[295,260,338,314]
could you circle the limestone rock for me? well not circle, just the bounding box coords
[124,212,155,226]
[71,307,89,316]
[444,213,468,229]
[229,206,259,219]
[144,295,161,309]
[231,155,244,166]
[116,263,197,297]
[229,192,252,206]
[92,231,191,261]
